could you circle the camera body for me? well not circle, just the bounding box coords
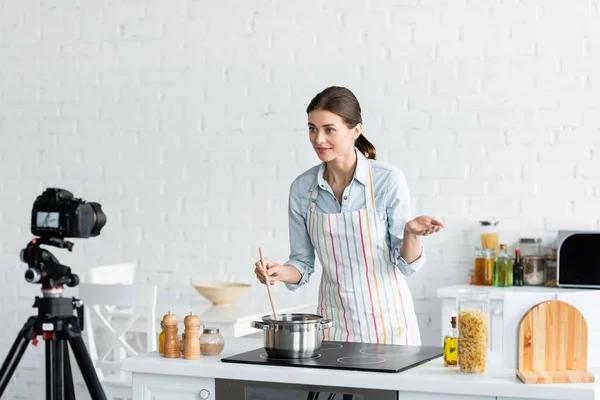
[30,188,106,239]
[21,188,107,289]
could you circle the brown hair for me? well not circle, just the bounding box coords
[306,86,377,160]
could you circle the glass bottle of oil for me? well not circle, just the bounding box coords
[158,321,165,354]
[493,244,513,287]
[443,316,458,367]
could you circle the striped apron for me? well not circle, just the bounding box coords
[307,162,421,345]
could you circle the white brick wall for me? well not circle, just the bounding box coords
[1,0,600,397]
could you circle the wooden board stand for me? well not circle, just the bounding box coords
[516,300,595,384]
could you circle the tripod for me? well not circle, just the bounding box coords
[0,238,107,400]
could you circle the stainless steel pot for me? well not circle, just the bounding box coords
[251,313,333,359]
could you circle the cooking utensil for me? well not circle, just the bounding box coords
[516,300,594,384]
[258,247,278,320]
[251,313,333,359]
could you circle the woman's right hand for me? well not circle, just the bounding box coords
[254,258,281,285]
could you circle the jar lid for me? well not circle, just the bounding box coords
[204,327,219,334]
[520,238,541,243]
[475,247,495,257]
[479,220,499,226]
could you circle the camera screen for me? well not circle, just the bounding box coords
[36,211,60,228]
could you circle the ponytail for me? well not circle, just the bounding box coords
[355,134,376,160]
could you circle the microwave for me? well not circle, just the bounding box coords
[557,231,600,288]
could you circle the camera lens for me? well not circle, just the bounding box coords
[88,202,106,237]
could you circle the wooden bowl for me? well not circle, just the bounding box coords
[193,282,251,306]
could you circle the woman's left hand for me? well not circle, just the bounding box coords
[404,216,445,236]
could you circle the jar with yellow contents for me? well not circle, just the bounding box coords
[472,248,495,286]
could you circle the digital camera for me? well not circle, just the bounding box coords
[30,188,107,238]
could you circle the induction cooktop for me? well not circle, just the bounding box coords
[221,341,443,373]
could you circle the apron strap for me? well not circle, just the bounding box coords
[364,161,375,208]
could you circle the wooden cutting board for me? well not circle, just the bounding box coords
[516,300,595,384]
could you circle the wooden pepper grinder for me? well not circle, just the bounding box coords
[183,312,201,360]
[162,312,180,358]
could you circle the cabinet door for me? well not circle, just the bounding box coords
[489,299,504,353]
[498,398,546,400]
[398,393,493,399]
[133,373,215,400]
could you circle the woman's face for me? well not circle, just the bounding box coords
[308,110,361,163]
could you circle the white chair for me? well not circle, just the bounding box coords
[78,282,158,400]
[83,263,141,365]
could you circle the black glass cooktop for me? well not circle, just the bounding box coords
[221,341,443,373]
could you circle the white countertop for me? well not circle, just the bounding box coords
[436,284,596,300]
[121,337,599,399]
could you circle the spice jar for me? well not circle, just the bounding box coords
[200,327,225,356]
[544,248,558,287]
[523,256,545,286]
[473,248,495,286]
[457,290,489,374]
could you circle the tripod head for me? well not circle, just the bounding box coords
[20,237,79,293]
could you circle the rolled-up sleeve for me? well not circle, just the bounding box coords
[386,167,426,277]
[284,180,316,291]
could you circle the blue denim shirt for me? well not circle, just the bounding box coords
[284,148,426,291]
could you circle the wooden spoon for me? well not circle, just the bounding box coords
[258,247,278,320]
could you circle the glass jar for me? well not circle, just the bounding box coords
[544,248,558,287]
[200,327,225,356]
[479,220,499,257]
[473,248,495,286]
[519,238,542,257]
[457,290,489,374]
[523,256,546,286]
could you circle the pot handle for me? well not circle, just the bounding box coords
[251,321,272,331]
[319,319,333,330]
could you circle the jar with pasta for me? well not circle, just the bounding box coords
[479,220,499,257]
[457,290,489,374]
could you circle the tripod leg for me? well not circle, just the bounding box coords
[47,336,65,400]
[63,340,76,400]
[0,317,37,397]
[64,321,107,400]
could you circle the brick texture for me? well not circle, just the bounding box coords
[1,0,599,397]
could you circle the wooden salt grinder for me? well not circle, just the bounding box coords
[183,312,201,360]
[162,312,180,358]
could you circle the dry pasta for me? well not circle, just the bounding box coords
[458,309,489,373]
[480,233,499,257]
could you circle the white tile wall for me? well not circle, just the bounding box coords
[1,0,599,397]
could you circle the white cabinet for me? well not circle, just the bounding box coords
[132,373,215,400]
[399,393,493,399]
[497,398,551,400]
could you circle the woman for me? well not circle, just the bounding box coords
[255,86,444,345]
